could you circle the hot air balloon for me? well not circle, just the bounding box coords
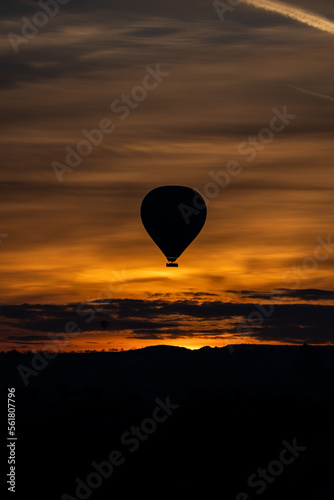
[140,186,207,267]
[100,321,108,330]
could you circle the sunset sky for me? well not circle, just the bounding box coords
[1,0,334,351]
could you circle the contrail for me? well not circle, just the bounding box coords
[244,0,334,35]
[287,84,334,103]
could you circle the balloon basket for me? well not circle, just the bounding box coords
[166,263,178,267]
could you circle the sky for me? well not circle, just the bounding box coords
[1,0,334,351]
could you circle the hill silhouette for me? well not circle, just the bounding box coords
[1,345,334,500]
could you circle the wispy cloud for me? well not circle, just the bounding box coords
[245,0,334,34]
[287,84,334,103]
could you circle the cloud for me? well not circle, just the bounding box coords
[6,335,65,342]
[129,27,182,37]
[227,288,334,302]
[245,0,334,34]
[287,84,334,103]
[248,304,334,343]
[2,295,334,349]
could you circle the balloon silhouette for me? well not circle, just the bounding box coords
[100,321,108,330]
[140,186,207,267]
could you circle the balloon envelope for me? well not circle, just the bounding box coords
[100,321,108,330]
[140,186,207,265]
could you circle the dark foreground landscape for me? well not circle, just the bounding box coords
[1,344,334,499]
